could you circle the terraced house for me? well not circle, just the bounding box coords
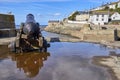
[91,1,120,11]
[89,11,112,25]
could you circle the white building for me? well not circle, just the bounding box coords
[89,11,110,25]
[90,6,105,11]
[91,1,120,11]
[108,2,118,9]
[117,1,120,8]
[111,12,120,21]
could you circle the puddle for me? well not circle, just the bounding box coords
[0,32,120,80]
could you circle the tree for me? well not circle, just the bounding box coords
[109,8,114,12]
[115,4,118,9]
[115,8,120,14]
[104,6,109,10]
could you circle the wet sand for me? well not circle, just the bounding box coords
[93,54,120,80]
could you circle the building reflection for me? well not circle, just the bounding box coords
[9,52,50,78]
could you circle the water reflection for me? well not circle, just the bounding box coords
[1,40,120,80]
[9,52,50,78]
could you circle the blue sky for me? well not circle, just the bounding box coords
[0,0,117,25]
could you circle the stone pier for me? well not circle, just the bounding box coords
[0,13,16,38]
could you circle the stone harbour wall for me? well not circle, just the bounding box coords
[0,29,16,38]
[0,14,15,29]
[45,21,117,42]
[83,30,115,42]
[0,14,16,38]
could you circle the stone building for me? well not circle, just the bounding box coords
[0,13,16,38]
[75,11,89,21]
[48,20,60,26]
[76,14,89,21]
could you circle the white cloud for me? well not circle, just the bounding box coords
[0,0,73,2]
[53,13,61,16]
[37,13,61,17]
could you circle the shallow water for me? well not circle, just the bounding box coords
[0,32,120,80]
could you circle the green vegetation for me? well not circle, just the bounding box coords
[68,11,79,21]
[114,4,120,14]
[101,4,120,14]
[115,4,118,9]
[115,8,120,14]
[104,6,109,10]
[109,8,114,12]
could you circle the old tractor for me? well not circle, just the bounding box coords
[9,14,50,53]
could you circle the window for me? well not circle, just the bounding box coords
[113,17,115,19]
[102,14,104,17]
[102,18,104,21]
[96,18,98,21]
[97,14,99,17]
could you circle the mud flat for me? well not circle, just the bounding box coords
[93,54,120,80]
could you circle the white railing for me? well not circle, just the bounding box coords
[67,20,89,24]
